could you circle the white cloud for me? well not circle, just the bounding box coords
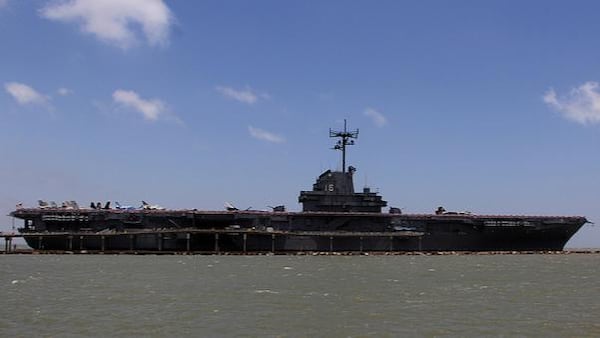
[364,107,387,127]
[4,82,48,105]
[543,81,600,125]
[216,86,268,105]
[248,126,285,143]
[112,89,166,121]
[57,87,72,96]
[40,0,174,49]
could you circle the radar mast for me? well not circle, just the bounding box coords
[329,119,359,173]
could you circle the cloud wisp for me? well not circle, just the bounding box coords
[112,89,166,121]
[57,87,73,96]
[364,107,387,127]
[248,126,285,143]
[216,86,269,105]
[40,0,174,49]
[543,81,600,125]
[4,82,48,105]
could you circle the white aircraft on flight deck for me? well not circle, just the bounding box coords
[141,201,165,210]
[115,202,136,210]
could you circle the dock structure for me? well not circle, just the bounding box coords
[1,230,599,255]
[0,233,19,253]
[0,227,427,254]
[1,228,424,254]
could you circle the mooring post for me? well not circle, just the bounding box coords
[38,236,43,250]
[129,235,135,252]
[101,235,105,252]
[389,236,393,252]
[158,233,163,251]
[215,233,220,253]
[329,236,333,253]
[8,238,12,253]
[359,236,363,252]
[186,233,191,253]
[79,235,84,251]
[4,237,7,253]
[68,236,73,251]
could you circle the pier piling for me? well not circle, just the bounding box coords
[186,233,191,253]
[4,237,11,253]
[271,234,275,253]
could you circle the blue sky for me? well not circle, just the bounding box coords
[1,0,599,248]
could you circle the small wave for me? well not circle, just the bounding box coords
[254,289,280,294]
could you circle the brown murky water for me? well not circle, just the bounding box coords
[1,254,599,337]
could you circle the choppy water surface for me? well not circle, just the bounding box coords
[1,254,599,337]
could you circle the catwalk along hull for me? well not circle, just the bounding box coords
[12,209,586,253]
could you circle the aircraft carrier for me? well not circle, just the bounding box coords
[9,121,587,253]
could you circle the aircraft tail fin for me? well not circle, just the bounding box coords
[225,202,238,211]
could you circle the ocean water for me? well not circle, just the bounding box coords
[1,254,599,337]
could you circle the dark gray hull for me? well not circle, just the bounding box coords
[16,209,585,253]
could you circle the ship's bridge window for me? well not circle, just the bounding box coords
[26,219,35,230]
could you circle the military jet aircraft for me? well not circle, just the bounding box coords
[141,201,165,210]
[115,202,136,210]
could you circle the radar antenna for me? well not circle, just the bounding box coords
[329,119,359,173]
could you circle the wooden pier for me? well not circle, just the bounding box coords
[1,229,423,254]
[0,233,19,253]
[1,231,598,255]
